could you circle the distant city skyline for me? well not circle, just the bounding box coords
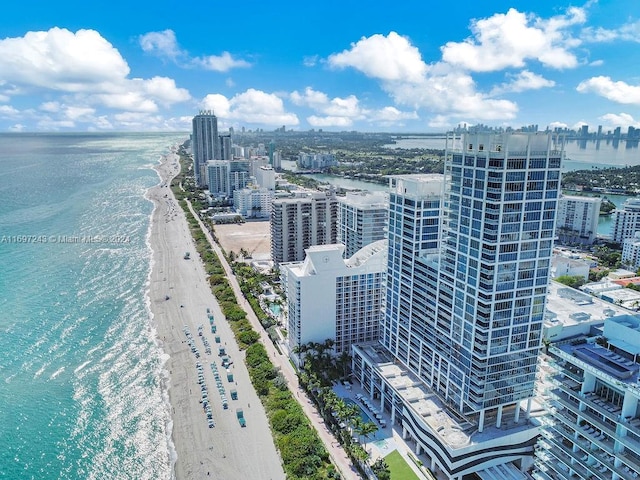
[0,0,638,133]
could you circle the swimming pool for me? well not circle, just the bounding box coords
[269,303,281,316]
[343,398,381,441]
[344,398,375,424]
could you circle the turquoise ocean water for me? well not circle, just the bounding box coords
[0,132,186,480]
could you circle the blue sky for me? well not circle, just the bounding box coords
[0,0,638,133]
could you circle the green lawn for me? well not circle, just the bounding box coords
[384,450,421,480]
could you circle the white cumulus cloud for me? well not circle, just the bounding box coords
[202,89,299,126]
[139,29,184,60]
[91,92,161,113]
[490,70,556,95]
[367,106,418,128]
[581,20,640,43]
[290,87,330,108]
[291,88,361,117]
[387,65,519,121]
[0,105,20,117]
[290,87,417,128]
[328,32,427,82]
[0,27,130,91]
[140,29,250,72]
[134,76,191,106]
[201,93,231,118]
[326,32,519,123]
[599,113,640,129]
[441,7,582,72]
[192,52,251,72]
[39,101,61,113]
[63,106,96,120]
[577,76,640,105]
[0,28,191,117]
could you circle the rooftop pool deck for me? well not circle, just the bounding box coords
[565,343,640,380]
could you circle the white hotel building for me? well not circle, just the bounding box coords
[352,133,564,478]
[232,187,273,219]
[281,241,386,365]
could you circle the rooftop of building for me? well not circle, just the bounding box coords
[345,240,387,268]
[600,288,640,303]
[445,131,564,156]
[612,277,640,287]
[387,174,444,199]
[551,255,592,268]
[559,194,603,203]
[283,242,388,277]
[610,268,637,279]
[580,278,624,295]
[620,197,640,207]
[337,190,388,207]
[387,173,445,183]
[353,343,541,451]
[272,189,335,202]
[549,324,640,400]
[545,280,626,333]
[556,341,640,380]
[306,244,343,253]
[546,281,640,388]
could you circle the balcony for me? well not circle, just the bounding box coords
[544,405,578,430]
[539,434,592,479]
[578,407,617,438]
[549,388,580,413]
[616,431,640,462]
[618,450,640,476]
[531,467,554,480]
[553,373,582,389]
[558,366,584,383]
[580,392,622,424]
[575,422,615,455]
[621,416,640,438]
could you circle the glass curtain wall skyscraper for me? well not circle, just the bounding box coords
[382,132,564,429]
[192,110,220,187]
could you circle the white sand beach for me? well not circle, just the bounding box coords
[147,152,285,480]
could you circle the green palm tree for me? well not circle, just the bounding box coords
[358,421,378,448]
[332,398,349,422]
[350,416,364,443]
[344,403,361,424]
[337,351,351,379]
[320,388,337,415]
[350,443,369,466]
